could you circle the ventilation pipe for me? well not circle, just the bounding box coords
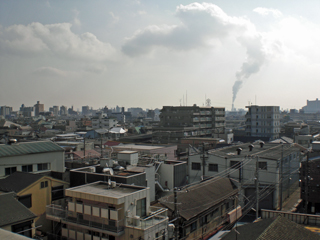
[236,148,242,155]
[259,141,265,148]
[248,144,254,151]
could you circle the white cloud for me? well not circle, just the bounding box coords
[109,12,119,24]
[253,7,282,18]
[32,67,67,77]
[72,9,81,27]
[0,22,116,61]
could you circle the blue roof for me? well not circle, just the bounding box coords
[0,141,64,158]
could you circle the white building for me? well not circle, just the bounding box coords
[188,142,302,210]
[92,116,118,129]
[245,105,281,140]
[0,141,65,178]
[46,181,169,240]
[301,98,320,113]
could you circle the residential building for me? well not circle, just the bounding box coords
[34,101,44,116]
[46,181,169,240]
[153,105,225,144]
[82,106,90,116]
[92,116,117,129]
[245,105,280,140]
[0,172,69,233]
[188,142,302,210]
[20,104,34,117]
[159,177,240,240]
[0,192,37,238]
[60,105,68,116]
[0,141,65,178]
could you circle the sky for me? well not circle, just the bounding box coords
[1,0,320,111]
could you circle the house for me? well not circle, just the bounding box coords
[159,177,240,240]
[0,192,37,238]
[46,181,169,240]
[0,141,65,178]
[0,172,69,233]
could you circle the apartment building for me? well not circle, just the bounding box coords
[245,105,280,140]
[46,181,168,240]
[92,117,117,130]
[153,105,225,144]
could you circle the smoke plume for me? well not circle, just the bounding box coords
[232,34,266,104]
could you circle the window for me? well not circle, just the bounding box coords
[19,194,32,208]
[52,185,64,201]
[208,164,218,172]
[200,215,207,226]
[38,163,49,171]
[22,165,33,172]
[259,162,267,170]
[190,221,197,232]
[136,198,146,218]
[5,167,16,176]
[192,162,201,170]
[41,181,48,188]
[230,161,240,169]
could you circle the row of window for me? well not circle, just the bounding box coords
[5,163,50,176]
[191,161,268,171]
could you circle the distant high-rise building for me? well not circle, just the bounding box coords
[82,106,90,115]
[34,101,44,116]
[245,105,280,140]
[20,104,34,117]
[60,105,67,115]
[0,106,12,117]
[52,106,59,116]
[301,98,320,113]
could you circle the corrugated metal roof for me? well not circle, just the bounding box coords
[0,141,64,158]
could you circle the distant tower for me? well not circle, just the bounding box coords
[34,101,44,116]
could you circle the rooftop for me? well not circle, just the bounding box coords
[0,141,64,158]
[66,181,147,200]
[206,142,304,160]
[0,192,36,227]
[0,172,43,193]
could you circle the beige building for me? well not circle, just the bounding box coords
[46,181,168,240]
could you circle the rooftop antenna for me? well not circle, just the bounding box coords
[183,94,185,106]
[186,90,187,106]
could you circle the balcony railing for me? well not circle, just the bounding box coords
[126,206,168,230]
[46,205,125,233]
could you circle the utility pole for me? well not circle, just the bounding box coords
[279,144,283,210]
[174,187,180,240]
[200,143,208,180]
[83,137,86,160]
[255,156,259,219]
[100,137,103,158]
[305,151,309,213]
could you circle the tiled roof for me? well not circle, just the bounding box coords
[222,216,320,240]
[0,172,43,193]
[0,141,64,158]
[0,192,36,227]
[159,177,238,221]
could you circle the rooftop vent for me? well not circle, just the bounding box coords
[236,148,242,155]
[259,142,265,148]
[248,144,254,151]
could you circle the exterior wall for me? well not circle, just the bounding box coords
[158,163,174,190]
[0,151,65,178]
[302,99,320,113]
[245,105,280,140]
[18,177,68,232]
[188,150,300,210]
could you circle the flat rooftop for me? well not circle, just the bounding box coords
[66,181,146,199]
[113,144,164,151]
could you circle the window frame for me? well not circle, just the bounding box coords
[192,162,201,170]
[208,164,218,172]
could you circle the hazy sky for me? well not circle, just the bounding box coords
[1,1,320,111]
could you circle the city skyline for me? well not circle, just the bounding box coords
[1,1,320,111]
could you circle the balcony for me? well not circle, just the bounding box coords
[126,206,168,230]
[193,118,199,122]
[46,205,125,235]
